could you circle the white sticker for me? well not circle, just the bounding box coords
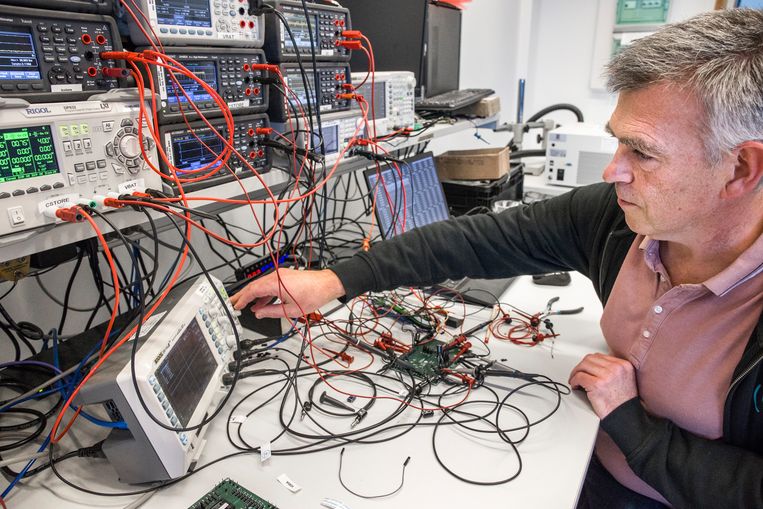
[228,100,247,109]
[229,415,247,424]
[37,194,78,214]
[321,49,333,56]
[126,311,167,344]
[260,441,272,463]
[276,474,301,493]
[50,84,84,93]
[139,311,166,337]
[118,178,146,194]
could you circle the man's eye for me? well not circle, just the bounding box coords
[633,149,652,161]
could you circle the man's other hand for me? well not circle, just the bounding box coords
[568,353,638,419]
[230,269,346,319]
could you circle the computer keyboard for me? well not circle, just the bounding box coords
[415,88,495,112]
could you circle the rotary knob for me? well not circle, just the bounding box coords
[119,134,142,159]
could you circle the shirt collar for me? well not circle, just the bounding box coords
[638,234,763,297]
[705,231,763,297]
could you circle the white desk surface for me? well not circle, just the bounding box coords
[8,272,606,509]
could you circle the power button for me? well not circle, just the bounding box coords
[8,207,25,227]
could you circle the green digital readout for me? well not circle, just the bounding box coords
[0,126,60,183]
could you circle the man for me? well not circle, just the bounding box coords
[231,9,763,508]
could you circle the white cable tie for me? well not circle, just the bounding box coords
[276,473,301,493]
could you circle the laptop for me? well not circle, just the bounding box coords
[363,152,515,306]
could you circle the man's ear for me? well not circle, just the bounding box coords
[722,141,763,198]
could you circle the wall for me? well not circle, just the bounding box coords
[430,0,717,154]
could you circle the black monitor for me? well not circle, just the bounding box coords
[425,2,461,97]
[341,0,461,98]
[364,152,450,238]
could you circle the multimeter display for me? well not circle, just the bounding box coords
[0,27,41,81]
[156,0,212,28]
[172,129,226,173]
[0,126,60,183]
[286,12,320,49]
[165,60,218,104]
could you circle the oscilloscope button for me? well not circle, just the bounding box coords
[12,190,24,197]
[120,118,133,127]
[53,183,64,189]
[40,185,52,191]
[0,193,9,200]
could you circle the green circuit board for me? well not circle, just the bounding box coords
[187,479,279,509]
[392,339,457,382]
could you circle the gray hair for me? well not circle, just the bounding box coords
[606,8,763,166]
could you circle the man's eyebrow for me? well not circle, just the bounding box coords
[605,122,663,156]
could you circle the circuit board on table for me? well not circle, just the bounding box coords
[391,339,459,382]
[187,478,279,509]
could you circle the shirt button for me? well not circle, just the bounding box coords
[654,305,663,314]
[642,330,651,338]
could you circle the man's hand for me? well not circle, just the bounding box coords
[229,268,346,319]
[568,353,638,419]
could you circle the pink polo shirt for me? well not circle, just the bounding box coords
[596,233,763,504]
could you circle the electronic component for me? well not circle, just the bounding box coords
[391,339,456,382]
[272,109,363,168]
[0,5,124,103]
[269,62,352,123]
[188,478,279,509]
[545,123,617,187]
[0,90,161,238]
[76,275,241,484]
[351,71,415,137]
[263,0,351,62]
[122,0,264,47]
[158,113,271,194]
[3,0,113,14]
[233,251,288,283]
[135,47,269,124]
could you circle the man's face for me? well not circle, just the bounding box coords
[603,83,731,241]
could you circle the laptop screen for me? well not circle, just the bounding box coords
[364,152,450,239]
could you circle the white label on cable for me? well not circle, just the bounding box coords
[260,441,271,463]
[321,498,352,509]
[229,415,246,424]
[276,474,301,493]
[118,178,146,194]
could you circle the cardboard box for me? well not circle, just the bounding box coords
[435,146,510,180]
[454,94,501,118]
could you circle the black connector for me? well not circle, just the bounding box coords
[350,148,403,164]
[249,76,279,85]
[259,139,325,163]
[228,353,271,372]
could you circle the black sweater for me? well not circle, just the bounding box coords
[331,182,763,509]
